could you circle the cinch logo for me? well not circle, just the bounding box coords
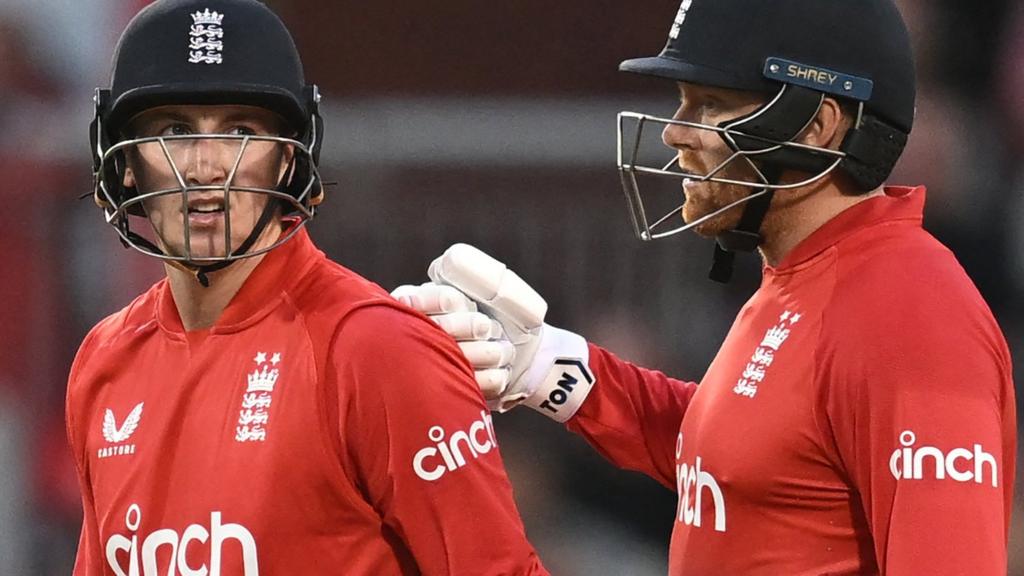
[412,411,498,481]
[889,430,998,487]
[674,433,726,532]
[105,504,258,576]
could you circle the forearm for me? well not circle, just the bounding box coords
[565,343,697,489]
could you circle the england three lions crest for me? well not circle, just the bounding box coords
[235,351,282,442]
[733,310,801,398]
[189,9,224,64]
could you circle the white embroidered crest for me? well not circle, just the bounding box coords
[189,9,225,65]
[98,402,144,459]
[235,351,282,442]
[733,310,801,398]
[669,0,694,40]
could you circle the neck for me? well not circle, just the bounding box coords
[164,256,264,331]
[164,225,282,331]
[758,180,884,267]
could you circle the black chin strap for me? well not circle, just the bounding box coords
[194,199,279,287]
[709,185,776,283]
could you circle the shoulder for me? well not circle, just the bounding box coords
[70,280,165,382]
[325,299,483,416]
[280,255,446,347]
[334,302,467,369]
[282,258,472,379]
[66,280,164,450]
[820,226,1010,393]
[285,256,396,321]
[829,225,997,335]
[327,302,489,429]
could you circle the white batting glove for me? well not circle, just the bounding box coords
[423,244,594,422]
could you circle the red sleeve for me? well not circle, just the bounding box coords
[820,289,1015,575]
[65,331,103,576]
[330,305,547,576]
[565,344,698,489]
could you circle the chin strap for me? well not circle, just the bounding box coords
[709,184,776,283]
[194,199,280,287]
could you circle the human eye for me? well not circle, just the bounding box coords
[676,93,718,121]
[159,123,192,137]
[228,125,259,136]
[701,97,722,114]
[693,97,730,123]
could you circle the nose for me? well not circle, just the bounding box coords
[182,137,229,186]
[661,103,700,152]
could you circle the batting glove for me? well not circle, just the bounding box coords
[394,244,594,422]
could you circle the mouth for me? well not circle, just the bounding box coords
[185,198,226,216]
[185,198,226,227]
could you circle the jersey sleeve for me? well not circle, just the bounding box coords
[820,290,1015,575]
[329,304,547,576]
[65,331,103,576]
[565,344,699,489]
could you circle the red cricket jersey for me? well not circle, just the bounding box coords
[567,187,1015,575]
[66,229,547,575]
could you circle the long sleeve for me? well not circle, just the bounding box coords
[330,305,547,575]
[820,284,1015,575]
[566,344,699,489]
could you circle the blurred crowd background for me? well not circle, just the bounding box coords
[0,0,1021,573]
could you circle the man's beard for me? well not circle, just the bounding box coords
[680,157,761,238]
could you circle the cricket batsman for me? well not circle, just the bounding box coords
[66,0,548,573]
[395,0,1017,573]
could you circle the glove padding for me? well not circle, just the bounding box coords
[394,244,593,420]
[427,244,549,411]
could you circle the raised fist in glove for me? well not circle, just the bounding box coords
[392,244,594,421]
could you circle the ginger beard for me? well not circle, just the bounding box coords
[679,148,764,238]
[125,137,294,263]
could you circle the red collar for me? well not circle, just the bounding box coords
[770,186,926,272]
[156,226,322,335]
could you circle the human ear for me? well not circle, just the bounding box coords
[277,144,296,185]
[800,97,845,150]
